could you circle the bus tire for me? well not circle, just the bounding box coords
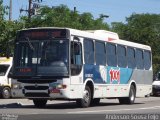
[119,85,136,104]
[91,98,100,106]
[33,99,47,108]
[2,87,11,99]
[76,86,91,108]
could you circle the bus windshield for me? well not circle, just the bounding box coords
[15,39,69,77]
[0,65,9,76]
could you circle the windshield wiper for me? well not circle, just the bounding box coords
[25,37,35,50]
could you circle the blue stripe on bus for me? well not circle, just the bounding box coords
[84,65,133,84]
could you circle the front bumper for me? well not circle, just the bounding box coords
[22,84,69,99]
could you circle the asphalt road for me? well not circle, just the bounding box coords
[0,97,160,120]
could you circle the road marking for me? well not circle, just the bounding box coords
[68,106,160,114]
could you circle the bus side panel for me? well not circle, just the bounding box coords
[130,70,153,85]
[130,70,153,97]
[83,64,152,98]
[83,65,133,98]
[83,64,107,84]
[102,85,129,97]
[106,66,133,84]
[103,66,133,97]
[84,65,133,84]
[83,64,106,98]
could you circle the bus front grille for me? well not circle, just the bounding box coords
[24,86,49,90]
[25,93,49,97]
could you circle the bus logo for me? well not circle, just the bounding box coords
[109,68,120,84]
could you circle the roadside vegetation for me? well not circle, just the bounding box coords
[0,2,160,74]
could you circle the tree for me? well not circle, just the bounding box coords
[111,13,160,74]
[0,0,9,55]
[0,0,23,56]
[0,20,23,56]
[20,5,109,30]
[0,0,9,20]
[0,4,110,56]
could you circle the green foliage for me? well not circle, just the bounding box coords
[0,0,14,56]
[21,5,109,30]
[0,20,23,56]
[111,13,160,74]
[0,4,109,56]
[1,3,160,74]
[0,0,9,20]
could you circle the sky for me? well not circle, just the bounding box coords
[3,0,160,24]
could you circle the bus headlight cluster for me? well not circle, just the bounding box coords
[49,83,67,93]
[49,83,67,89]
[56,84,67,89]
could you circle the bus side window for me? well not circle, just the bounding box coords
[127,47,136,69]
[71,41,82,75]
[106,43,117,67]
[117,45,127,67]
[95,41,106,65]
[144,50,151,70]
[84,39,94,64]
[136,49,144,69]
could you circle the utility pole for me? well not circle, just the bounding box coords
[20,0,42,23]
[9,0,12,21]
[28,0,32,22]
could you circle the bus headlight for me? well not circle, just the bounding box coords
[49,83,67,89]
[49,83,67,93]
[57,84,67,89]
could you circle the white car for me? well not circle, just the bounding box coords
[152,73,160,96]
[0,57,12,99]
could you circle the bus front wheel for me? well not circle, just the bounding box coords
[33,99,47,108]
[119,85,136,104]
[76,86,91,108]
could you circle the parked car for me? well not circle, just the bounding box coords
[0,57,12,98]
[152,72,160,96]
[0,57,25,98]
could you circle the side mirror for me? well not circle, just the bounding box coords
[73,36,80,42]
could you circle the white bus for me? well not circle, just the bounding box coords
[11,27,152,108]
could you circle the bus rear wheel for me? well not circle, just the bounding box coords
[76,86,91,108]
[119,85,136,104]
[2,87,11,99]
[33,99,47,108]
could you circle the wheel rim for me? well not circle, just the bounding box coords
[130,89,135,101]
[83,90,90,103]
[3,89,10,98]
